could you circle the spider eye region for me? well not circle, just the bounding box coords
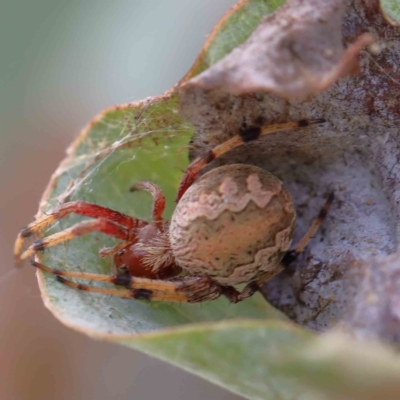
[170,164,296,286]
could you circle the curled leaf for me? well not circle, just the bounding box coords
[186,0,375,100]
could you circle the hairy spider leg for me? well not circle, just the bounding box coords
[176,118,326,202]
[32,260,222,303]
[32,259,276,303]
[130,181,165,224]
[220,268,281,303]
[282,192,334,266]
[99,241,131,258]
[56,277,188,302]
[14,201,147,264]
[20,219,134,261]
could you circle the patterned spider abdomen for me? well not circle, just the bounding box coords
[169,164,296,286]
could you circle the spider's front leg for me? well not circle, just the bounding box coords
[19,219,134,262]
[14,201,146,264]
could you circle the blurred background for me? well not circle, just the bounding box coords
[0,1,243,399]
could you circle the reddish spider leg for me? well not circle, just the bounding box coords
[21,219,134,260]
[101,181,166,258]
[176,118,325,202]
[14,182,167,265]
[30,193,334,303]
[130,181,165,225]
[14,202,144,264]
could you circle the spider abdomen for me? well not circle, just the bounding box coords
[169,164,296,285]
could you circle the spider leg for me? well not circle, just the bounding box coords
[55,276,188,301]
[32,260,221,303]
[20,219,132,262]
[15,201,146,264]
[220,267,286,303]
[282,192,334,266]
[130,181,165,224]
[99,241,130,258]
[33,259,283,304]
[221,283,259,303]
[176,118,326,202]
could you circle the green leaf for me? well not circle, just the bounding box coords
[127,321,315,400]
[187,0,286,78]
[123,323,400,400]
[380,0,400,25]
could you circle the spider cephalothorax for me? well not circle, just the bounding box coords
[15,119,332,303]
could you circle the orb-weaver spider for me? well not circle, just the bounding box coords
[15,118,332,303]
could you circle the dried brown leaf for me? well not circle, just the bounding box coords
[185,0,375,100]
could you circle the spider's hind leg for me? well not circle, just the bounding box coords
[32,260,222,303]
[176,118,326,202]
[282,192,334,267]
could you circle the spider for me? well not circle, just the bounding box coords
[14,118,333,303]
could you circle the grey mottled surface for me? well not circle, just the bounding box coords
[178,0,400,341]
